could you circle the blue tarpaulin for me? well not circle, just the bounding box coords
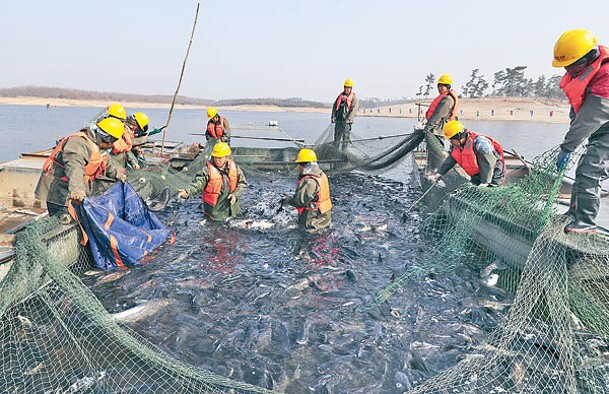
[74,182,173,270]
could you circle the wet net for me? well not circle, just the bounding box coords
[3,127,609,393]
[370,138,609,393]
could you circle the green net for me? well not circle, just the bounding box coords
[3,130,609,393]
[0,217,276,393]
[370,138,609,393]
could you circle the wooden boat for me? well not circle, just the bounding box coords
[410,135,609,270]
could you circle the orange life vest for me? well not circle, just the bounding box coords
[202,159,238,206]
[560,45,609,114]
[207,117,226,139]
[450,131,505,179]
[111,125,134,154]
[295,173,333,215]
[42,131,105,183]
[425,90,459,121]
[335,91,355,112]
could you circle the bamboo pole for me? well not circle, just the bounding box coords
[161,3,200,155]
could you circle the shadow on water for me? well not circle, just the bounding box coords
[83,170,507,393]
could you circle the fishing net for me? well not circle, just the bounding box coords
[370,137,609,393]
[3,125,609,393]
[0,216,276,393]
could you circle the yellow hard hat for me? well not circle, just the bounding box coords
[107,103,127,121]
[295,148,318,163]
[133,112,149,131]
[207,107,218,119]
[97,117,124,140]
[437,74,453,85]
[343,78,354,88]
[443,120,465,139]
[552,29,598,67]
[211,141,231,157]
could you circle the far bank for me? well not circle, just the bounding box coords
[0,96,570,124]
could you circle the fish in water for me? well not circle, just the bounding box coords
[479,260,506,288]
[111,299,172,323]
[95,270,129,286]
[227,219,276,231]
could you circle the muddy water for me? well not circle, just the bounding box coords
[83,167,507,393]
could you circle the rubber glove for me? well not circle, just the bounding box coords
[177,189,189,199]
[556,148,571,171]
[70,190,86,201]
[427,173,442,182]
[228,194,237,205]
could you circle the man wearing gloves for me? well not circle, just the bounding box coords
[552,29,609,234]
[428,121,505,187]
[178,142,247,221]
[35,117,127,216]
[284,148,333,232]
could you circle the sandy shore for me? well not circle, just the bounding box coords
[0,96,570,124]
[359,97,571,124]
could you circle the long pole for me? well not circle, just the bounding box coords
[188,133,305,143]
[348,132,413,143]
[161,3,200,155]
[402,180,438,217]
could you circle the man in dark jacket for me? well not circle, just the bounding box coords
[552,29,609,234]
[284,148,333,232]
[428,121,505,187]
[178,142,247,221]
[331,79,359,150]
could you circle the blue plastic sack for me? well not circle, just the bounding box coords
[75,182,173,270]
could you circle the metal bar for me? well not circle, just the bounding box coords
[348,133,413,143]
[189,133,305,143]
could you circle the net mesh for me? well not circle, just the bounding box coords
[370,140,609,393]
[2,128,609,393]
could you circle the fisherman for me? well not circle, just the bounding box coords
[124,112,151,168]
[552,29,609,234]
[422,74,459,137]
[205,107,231,144]
[108,108,141,172]
[35,117,127,216]
[283,148,333,232]
[177,142,247,221]
[428,121,505,187]
[331,78,359,150]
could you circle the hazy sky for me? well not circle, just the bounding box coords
[1,0,608,102]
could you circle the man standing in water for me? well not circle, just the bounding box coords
[552,29,609,235]
[284,148,333,232]
[177,142,247,221]
[428,121,505,187]
[331,78,359,150]
[205,107,231,144]
[35,117,126,216]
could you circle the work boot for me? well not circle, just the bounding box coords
[564,197,599,235]
[562,193,576,219]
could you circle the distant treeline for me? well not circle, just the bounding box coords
[0,86,330,108]
[416,67,565,100]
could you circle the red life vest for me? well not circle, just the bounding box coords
[42,131,105,183]
[294,173,333,215]
[450,131,505,179]
[207,117,226,139]
[335,91,355,112]
[560,45,609,114]
[425,90,459,120]
[202,159,238,206]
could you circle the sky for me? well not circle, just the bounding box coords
[1,0,608,102]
